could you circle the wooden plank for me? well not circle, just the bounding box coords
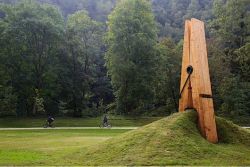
[189,18,206,137]
[195,19,212,95]
[204,98,218,142]
[179,20,192,112]
[190,18,218,143]
[179,18,218,143]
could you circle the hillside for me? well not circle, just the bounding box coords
[80,110,250,166]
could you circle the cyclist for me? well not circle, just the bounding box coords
[47,115,55,127]
[103,115,108,127]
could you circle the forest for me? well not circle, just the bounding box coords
[0,0,249,119]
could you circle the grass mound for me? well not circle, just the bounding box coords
[80,110,250,166]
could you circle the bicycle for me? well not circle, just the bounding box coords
[43,121,55,128]
[99,122,112,128]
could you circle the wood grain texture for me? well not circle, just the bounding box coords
[179,20,192,112]
[179,18,218,143]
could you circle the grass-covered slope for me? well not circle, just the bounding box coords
[80,111,250,166]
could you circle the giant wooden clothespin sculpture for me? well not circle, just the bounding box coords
[179,18,218,143]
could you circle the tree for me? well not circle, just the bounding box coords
[208,0,250,117]
[33,89,45,115]
[106,0,158,115]
[152,0,213,42]
[63,10,105,117]
[0,65,17,116]
[0,0,64,116]
[154,38,182,113]
[210,0,249,49]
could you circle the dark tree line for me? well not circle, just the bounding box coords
[208,0,250,117]
[0,0,113,117]
[0,0,249,118]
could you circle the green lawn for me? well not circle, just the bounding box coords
[0,112,250,166]
[0,129,130,165]
[0,116,162,128]
[1,115,249,128]
[79,111,250,166]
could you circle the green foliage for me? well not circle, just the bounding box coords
[154,38,182,113]
[33,89,45,115]
[0,1,113,117]
[152,0,213,41]
[0,0,64,116]
[208,42,250,117]
[208,0,250,117]
[0,50,17,116]
[37,0,116,22]
[63,10,107,117]
[233,43,250,80]
[0,86,17,117]
[210,0,249,49]
[0,0,249,118]
[106,0,158,115]
[218,76,250,116]
[58,100,70,116]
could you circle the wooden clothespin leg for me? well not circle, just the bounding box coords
[179,18,218,143]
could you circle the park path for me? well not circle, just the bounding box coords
[0,127,249,131]
[0,127,139,130]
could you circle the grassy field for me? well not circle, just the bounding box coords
[80,111,250,166]
[0,129,130,165]
[0,114,249,128]
[0,116,162,128]
[0,112,250,166]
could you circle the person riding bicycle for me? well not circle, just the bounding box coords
[103,115,108,127]
[47,115,55,127]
